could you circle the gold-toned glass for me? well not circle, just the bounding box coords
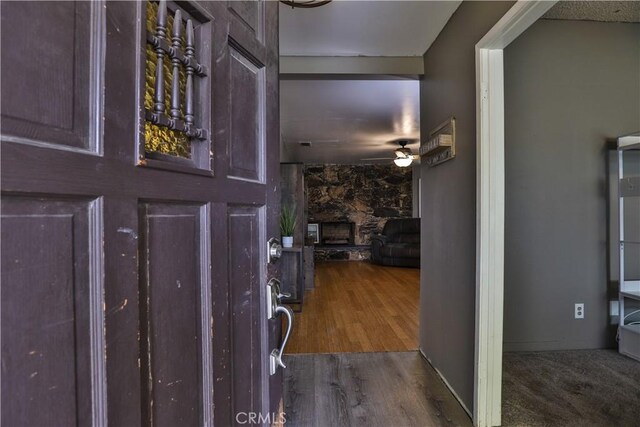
[144,0,190,158]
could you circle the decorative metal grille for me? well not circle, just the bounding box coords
[144,0,208,158]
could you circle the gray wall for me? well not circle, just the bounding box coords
[419,1,514,413]
[503,20,640,351]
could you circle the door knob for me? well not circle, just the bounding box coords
[267,237,282,264]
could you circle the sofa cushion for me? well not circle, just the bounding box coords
[379,243,420,259]
[382,218,420,236]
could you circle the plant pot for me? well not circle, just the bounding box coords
[282,236,293,248]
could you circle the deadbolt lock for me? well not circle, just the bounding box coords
[267,237,282,264]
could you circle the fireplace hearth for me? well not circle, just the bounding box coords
[320,222,355,246]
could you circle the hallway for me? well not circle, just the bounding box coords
[287,262,420,353]
[283,351,472,426]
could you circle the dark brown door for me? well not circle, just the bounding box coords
[1,1,281,426]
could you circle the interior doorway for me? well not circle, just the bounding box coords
[276,1,469,425]
[278,78,422,354]
[476,1,640,426]
[500,5,640,426]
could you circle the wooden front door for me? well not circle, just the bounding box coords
[1,1,282,426]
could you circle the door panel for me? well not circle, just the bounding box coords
[1,1,281,425]
[139,203,211,426]
[1,197,104,426]
[103,197,142,426]
[229,49,265,182]
[228,1,264,42]
[228,206,264,416]
[0,1,101,152]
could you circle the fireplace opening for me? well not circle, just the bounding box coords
[320,222,355,246]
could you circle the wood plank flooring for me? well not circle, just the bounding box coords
[286,261,420,353]
[283,351,472,427]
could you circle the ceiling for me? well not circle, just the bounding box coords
[278,1,638,165]
[543,1,640,23]
[281,79,420,164]
[279,1,461,164]
[279,1,462,56]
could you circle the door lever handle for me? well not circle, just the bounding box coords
[278,291,291,299]
[270,304,294,375]
[267,278,291,317]
[267,278,295,375]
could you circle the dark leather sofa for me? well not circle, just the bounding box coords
[370,218,420,268]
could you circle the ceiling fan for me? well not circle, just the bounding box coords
[280,0,332,8]
[361,140,419,167]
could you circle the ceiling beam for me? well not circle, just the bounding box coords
[280,56,424,80]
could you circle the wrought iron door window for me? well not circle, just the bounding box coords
[139,0,212,173]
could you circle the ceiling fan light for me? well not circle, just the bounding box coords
[395,147,411,157]
[394,157,413,167]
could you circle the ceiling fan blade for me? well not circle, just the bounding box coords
[360,157,395,161]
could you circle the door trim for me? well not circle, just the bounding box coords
[473,2,556,426]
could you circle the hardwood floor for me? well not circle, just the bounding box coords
[283,351,472,427]
[286,261,420,353]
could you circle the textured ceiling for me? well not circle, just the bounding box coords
[279,1,461,56]
[281,80,420,164]
[543,1,640,23]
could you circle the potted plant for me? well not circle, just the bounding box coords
[280,204,297,248]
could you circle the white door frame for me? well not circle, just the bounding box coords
[473,2,557,426]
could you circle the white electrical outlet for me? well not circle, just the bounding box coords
[575,303,584,319]
[610,300,619,316]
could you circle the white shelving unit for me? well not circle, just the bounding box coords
[617,134,640,361]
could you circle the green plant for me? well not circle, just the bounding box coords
[280,204,297,236]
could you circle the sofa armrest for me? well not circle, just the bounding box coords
[371,234,388,245]
[370,234,388,264]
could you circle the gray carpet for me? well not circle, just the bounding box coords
[502,349,640,427]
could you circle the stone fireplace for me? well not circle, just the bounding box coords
[305,164,413,261]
